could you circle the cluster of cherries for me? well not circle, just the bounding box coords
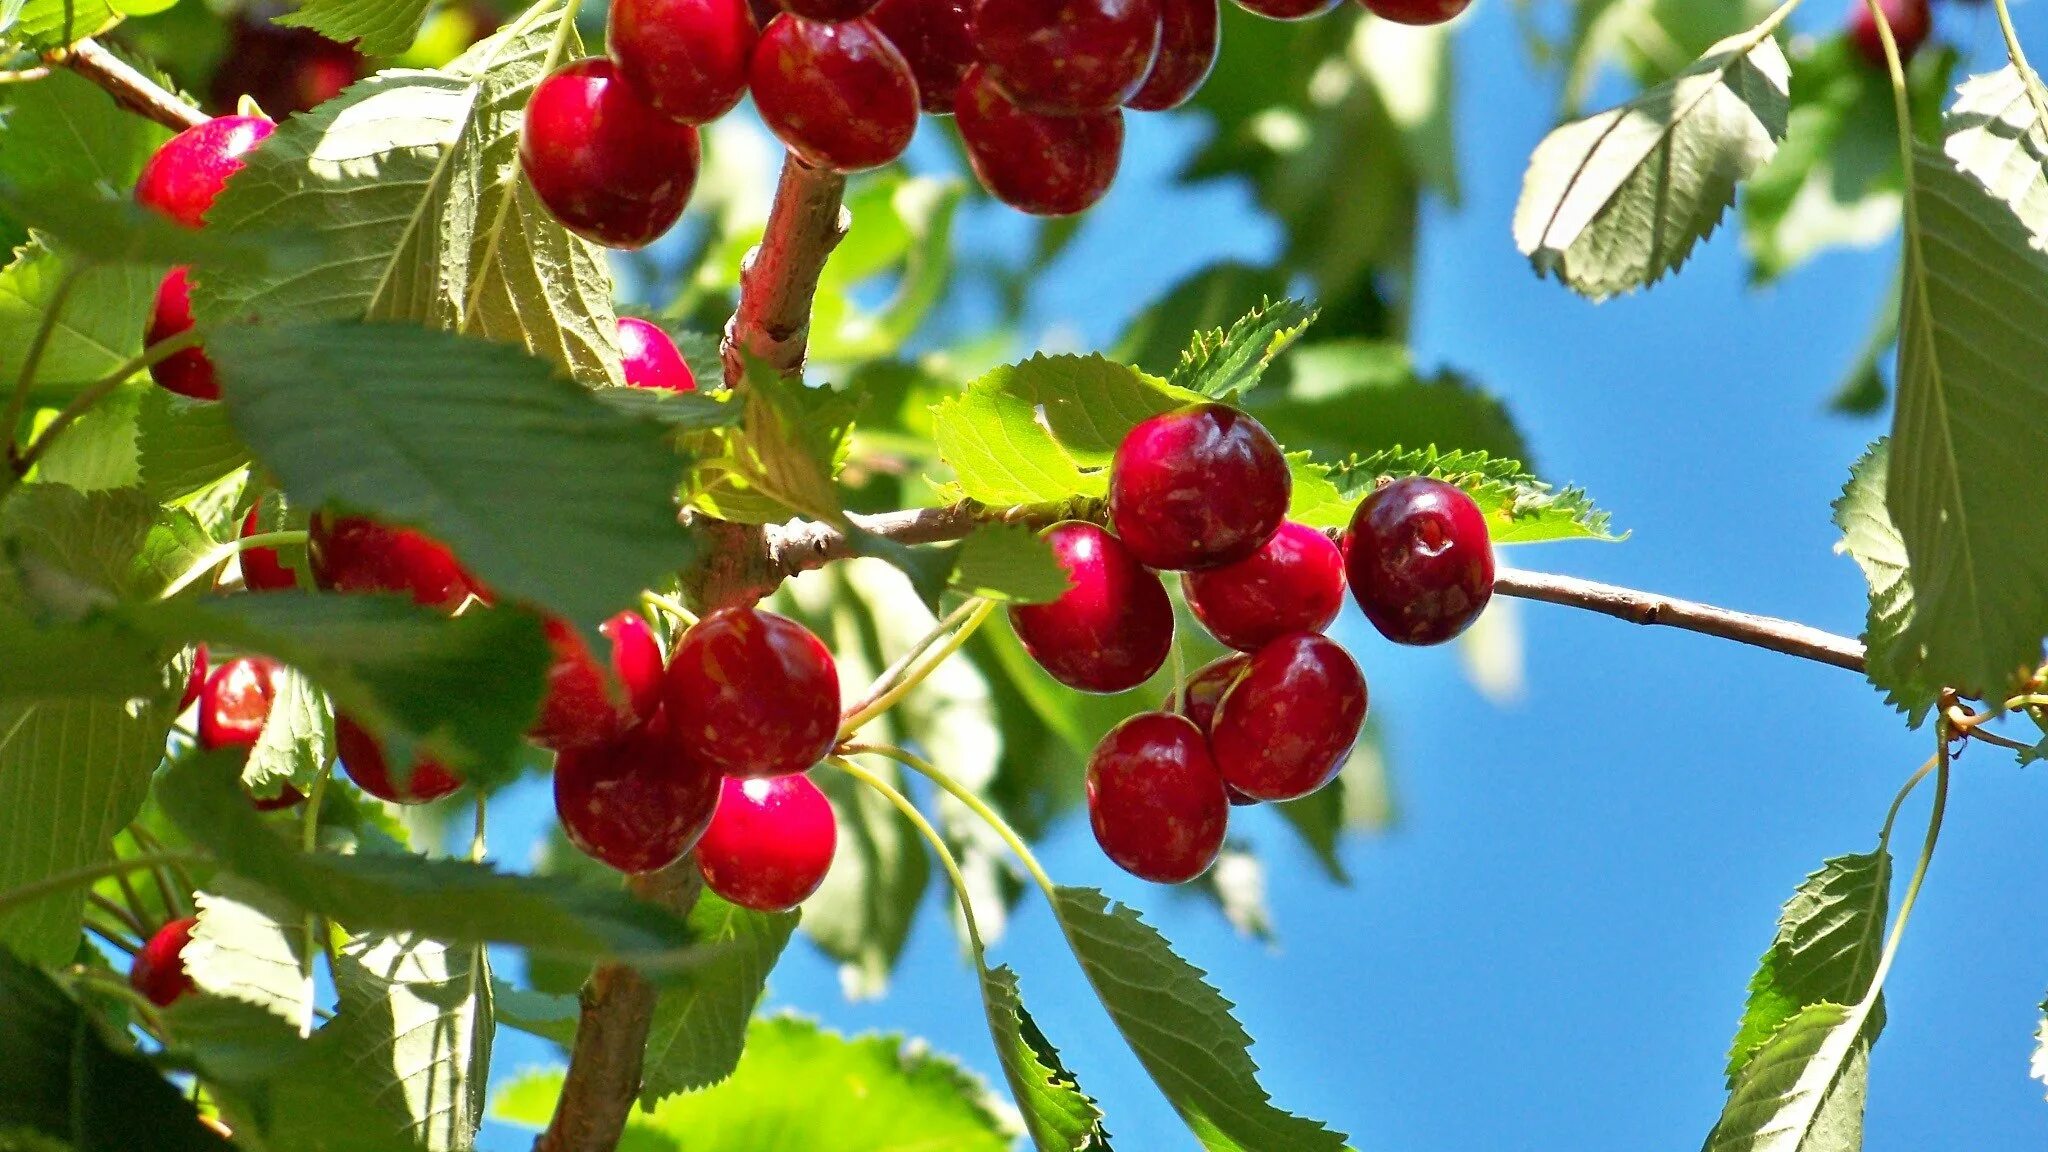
[1006,402,1494,884]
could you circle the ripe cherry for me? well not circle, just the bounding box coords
[309,514,484,610]
[1087,712,1228,884]
[134,114,274,229]
[130,917,199,1007]
[146,267,219,401]
[209,17,363,116]
[1127,0,1218,111]
[336,715,464,804]
[956,65,1124,216]
[1233,0,1341,18]
[778,0,881,19]
[1008,521,1174,694]
[868,0,975,114]
[179,645,210,713]
[555,718,722,874]
[697,774,838,911]
[662,606,840,779]
[1184,520,1344,652]
[1357,0,1470,24]
[617,317,697,392]
[197,656,279,752]
[609,0,758,124]
[1167,651,1248,733]
[520,57,701,249]
[1343,476,1493,646]
[750,16,918,173]
[531,613,667,752]
[974,0,1162,114]
[1848,0,1931,68]
[238,509,296,591]
[1108,403,1290,571]
[1209,632,1366,801]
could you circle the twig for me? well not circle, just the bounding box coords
[51,39,206,132]
[720,156,849,386]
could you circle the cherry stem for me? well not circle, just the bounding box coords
[61,964,168,1034]
[839,741,1057,902]
[127,825,198,919]
[640,590,696,629]
[0,852,209,919]
[87,890,148,941]
[828,756,988,949]
[838,598,993,739]
[5,326,206,492]
[298,759,334,1039]
[49,38,207,132]
[84,916,141,955]
[158,530,308,600]
[1861,727,1951,1011]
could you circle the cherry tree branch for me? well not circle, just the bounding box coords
[52,39,207,132]
[721,156,850,387]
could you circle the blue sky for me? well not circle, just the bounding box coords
[482,2,2048,1147]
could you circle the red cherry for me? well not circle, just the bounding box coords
[520,57,701,249]
[336,715,464,804]
[749,16,918,173]
[1008,521,1173,694]
[197,656,280,753]
[974,0,1162,114]
[1108,403,1290,571]
[778,0,881,19]
[1232,0,1341,18]
[616,317,698,392]
[146,267,219,401]
[531,612,667,752]
[1357,0,1469,24]
[868,0,975,114]
[697,774,838,911]
[1127,0,1218,111]
[1848,0,1930,67]
[662,607,840,779]
[609,0,758,124]
[955,65,1123,216]
[238,509,296,591]
[1166,651,1249,733]
[249,784,305,812]
[134,115,274,230]
[130,917,199,1007]
[1087,711,1228,884]
[309,514,485,610]
[554,718,722,874]
[208,16,363,116]
[179,644,210,712]
[1209,632,1366,801]
[1183,520,1344,651]
[1343,476,1493,646]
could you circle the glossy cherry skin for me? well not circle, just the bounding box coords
[309,514,485,610]
[975,0,1162,114]
[147,267,219,401]
[130,917,199,1007]
[178,644,209,713]
[1343,476,1494,646]
[1357,0,1470,24]
[750,16,918,173]
[1008,522,1174,694]
[1233,0,1341,18]
[197,656,280,752]
[610,0,758,124]
[531,613,667,752]
[336,715,464,804]
[868,0,975,113]
[662,607,840,779]
[134,115,274,229]
[1209,632,1366,801]
[616,317,697,392]
[956,65,1124,216]
[555,718,722,874]
[1167,651,1249,733]
[1127,0,1218,111]
[1183,520,1344,652]
[697,774,838,911]
[1087,712,1228,884]
[520,58,701,249]
[237,509,296,591]
[1108,403,1290,571]
[1848,0,1931,68]
[778,0,881,19]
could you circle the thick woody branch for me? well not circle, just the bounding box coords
[54,39,207,132]
[721,156,849,386]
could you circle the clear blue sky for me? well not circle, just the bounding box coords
[483,2,2048,1147]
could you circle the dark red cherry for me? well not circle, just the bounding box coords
[134,114,274,230]
[531,612,667,752]
[1848,0,1930,67]
[1343,476,1494,646]
[1209,632,1366,801]
[197,656,279,752]
[309,514,485,610]
[1008,521,1173,694]
[1357,0,1470,24]
[609,0,758,124]
[1184,520,1344,652]
[178,644,209,713]
[554,718,722,874]
[1109,403,1289,571]
[1127,0,1217,111]
[249,783,305,811]
[520,57,701,249]
[208,16,363,117]
[1233,0,1341,18]
[662,607,840,778]
[131,917,199,1007]
[779,0,881,19]
[974,0,1162,114]
[336,715,464,804]
[616,317,697,392]
[237,509,296,591]
[955,65,1123,216]
[146,267,219,401]
[749,16,918,172]
[697,774,838,911]
[868,0,975,113]
[1087,711,1228,884]
[1167,651,1249,733]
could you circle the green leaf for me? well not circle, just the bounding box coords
[1832,441,1941,724]
[320,932,493,1151]
[1704,1001,1871,1152]
[0,239,158,406]
[1944,63,2048,241]
[277,0,430,55]
[1168,297,1318,401]
[639,893,799,1104]
[981,965,1111,1151]
[1053,887,1347,1151]
[0,0,120,52]
[244,665,331,806]
[1116,263,1293,376]
[949,523,1071,604]
[137,388,250,505]
[1829,271,1899,415]
[0,186,297,270]
[0,66,168,201]
[1308,447,1618,544]
[1886,146,2048,696]
[491,976,578,1047]
[595,386,744,432]
[1514,25,1790,300]
[930,376,1102,506]
[708,360,858,524]
[1247,341,1529,465]
[29,379,143,491]
[186,878,314,1022]
[1725,852,1890,1082]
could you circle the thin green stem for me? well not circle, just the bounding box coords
[1864,0,1922,286]
[470,791,489,863]
[1169,627,1189,716]
[1991,0,2048,132]
[838,600,994,739]
[62,965,166,1035]
[6,326,204,486]
[1861,733,1951,1008]
[127,826,198,916]
[641,590,696,629]
[108,856,151,924]
[3,261,86,445]
[158,530,307,600]
[1877,753,1936,851]
[539,0,584,79]
[84,917,140,955]
[297,759,334,1038]
[841,741,1055,901]
[0,853,208,919]
[841,598,980,722]
[88,891,147,940]
[828,757,987,948]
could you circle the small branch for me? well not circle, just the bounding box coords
[52,39,206,133]
[720,156,849,386]
[763,499,1087,578]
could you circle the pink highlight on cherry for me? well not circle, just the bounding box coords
[697,773,838,911]
[134,115,274,230]
[130,917,199,1007]
[147,267,218,401]
[520,57,701,249]
[1109,402,1290,571]
[609,0,759,124]
[1184,520,1345,652]
[749,15,919,173]
[1343,475,1493,646]
[662,606,840,779]
[974,0,1162,114]
[336,715,464,804]
[1008,521,1174,694]
[956,65,1124,217]
[530,612,667,753]
[555,718,722,874]
[197,655,280,753]
[1087,711,1229,884]
[1208,632,1366,802]
[616,317,698,392]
